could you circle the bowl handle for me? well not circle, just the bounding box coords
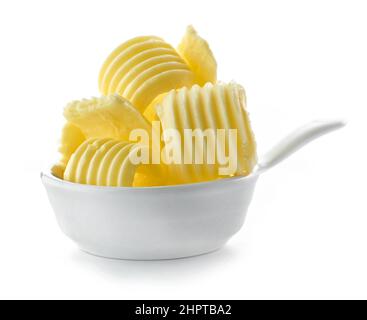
[255,120,345,174]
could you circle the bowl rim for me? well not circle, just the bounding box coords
[41,168,259,192]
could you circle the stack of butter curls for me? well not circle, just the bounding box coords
[52,26,257,187]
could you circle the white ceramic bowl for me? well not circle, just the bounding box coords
[42,120,344,260]
[42,172,258,260]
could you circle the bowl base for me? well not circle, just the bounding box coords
[78,244,226,261]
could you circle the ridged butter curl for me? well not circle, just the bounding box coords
[98,36,195,112]
[64,138,140,187]
[155,82,257,184]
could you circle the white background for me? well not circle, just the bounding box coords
[0,0,366,299]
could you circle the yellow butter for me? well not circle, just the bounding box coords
[53,28,256,188]
[63,94,151,142]
[51,163,66,179]
[155,82,257,185]
[99,36,195,112]
[58,122,86,167]
[64,138,138,187]
[178,25,217,86]
[51,123,86,179]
